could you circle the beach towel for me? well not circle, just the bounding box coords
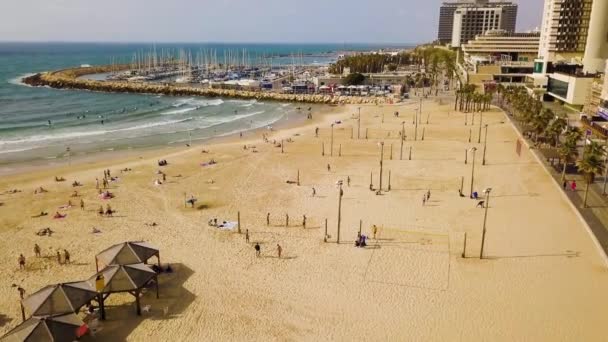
[216,221,237,231]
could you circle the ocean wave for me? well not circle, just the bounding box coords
[0,118,193,146]
[7,73,36,87]
[161,107,198,115]
[171,98,224,108]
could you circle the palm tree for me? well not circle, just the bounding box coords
[577,141,606,207]
[559,128,582,182]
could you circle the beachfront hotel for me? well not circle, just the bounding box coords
[529,0,608,109]
[437,0,518,47]
[458,30,539,88]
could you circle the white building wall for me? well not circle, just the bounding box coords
[583,0,608,73]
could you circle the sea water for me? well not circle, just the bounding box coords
[0,42,410,165]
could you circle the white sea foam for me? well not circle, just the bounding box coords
[7,73,36,87]
[161,107,198,115]
[171,98,224,108]
[0,118,193,147]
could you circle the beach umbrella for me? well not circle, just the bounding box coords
[21,282,97,318]
[95,241,160,271]
[0,313,87,342]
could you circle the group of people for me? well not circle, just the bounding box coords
[98,204,114,216]
[18,245,71,270]
[422,190,431,206]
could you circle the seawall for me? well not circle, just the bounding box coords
[22,66,392,105]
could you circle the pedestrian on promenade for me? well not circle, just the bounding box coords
[563,180,567,190]
[571,180,577,192]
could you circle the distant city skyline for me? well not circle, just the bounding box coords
[0,0,542,44]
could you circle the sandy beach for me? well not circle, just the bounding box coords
[1,98,608,341]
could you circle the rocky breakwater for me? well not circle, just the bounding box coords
[22,66,392,105]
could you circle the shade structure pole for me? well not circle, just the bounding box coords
[156,275,159,299]
[136,290,141,316]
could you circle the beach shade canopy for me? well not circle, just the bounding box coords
[0,313,87,342]
[87,264,158,319]
[87,263,156,294]
[21,282,97,317]
[95,241,159,270]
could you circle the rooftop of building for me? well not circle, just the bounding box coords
[441,0,517,7]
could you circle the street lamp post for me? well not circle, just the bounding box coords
[400,121,405,160]
[414,109,419,141]
[330,124,334,157]
[480,187,492,259]
[482,124,489,165]
[379,142,385,192]
[469,147,477,197]
[358,107,361,139]
[337,181,344,244]
[477,112,483,143]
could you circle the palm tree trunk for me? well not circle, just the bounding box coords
[584,181,590,208]
[561,160,567,182]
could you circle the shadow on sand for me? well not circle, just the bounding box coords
[93,263,195,340]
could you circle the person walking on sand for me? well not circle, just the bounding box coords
[285,213,289,227]
[34,244,41,258]
[266,212,270,226]
[327,164,331,172]
[347,176,351,187]
[427,190,431,200]
[64,250,70,264]
[372,225,378,240]
[302,215,307,228]
[56,251,62,265]
[315,127,319,137]
[95,178,99,189]
[80,199,84,210]
[571,180,577,192]
[254,243,261,257]
[277,244,282,258]
[245,229,250,243]
[312,187,316,197]
[422,195,426,206]
[18,254,26,270]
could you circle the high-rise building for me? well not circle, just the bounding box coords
[437,0,518,46]
[532,0,608,107]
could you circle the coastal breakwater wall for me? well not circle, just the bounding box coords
[22,66,391,105]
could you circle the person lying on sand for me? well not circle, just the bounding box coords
[54,176,65,182]
[71,190,79,197]
[3,189,21,194]
[32,212,48,218]
[91,227,101,234]
[36,227,54,236]
[72,181,82,187]
[145,222,158,227]
[34,187,48,194]
[53,212,66,219]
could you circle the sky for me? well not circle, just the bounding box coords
[0,0,543,44]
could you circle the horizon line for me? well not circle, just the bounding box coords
[0,40,424,46]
